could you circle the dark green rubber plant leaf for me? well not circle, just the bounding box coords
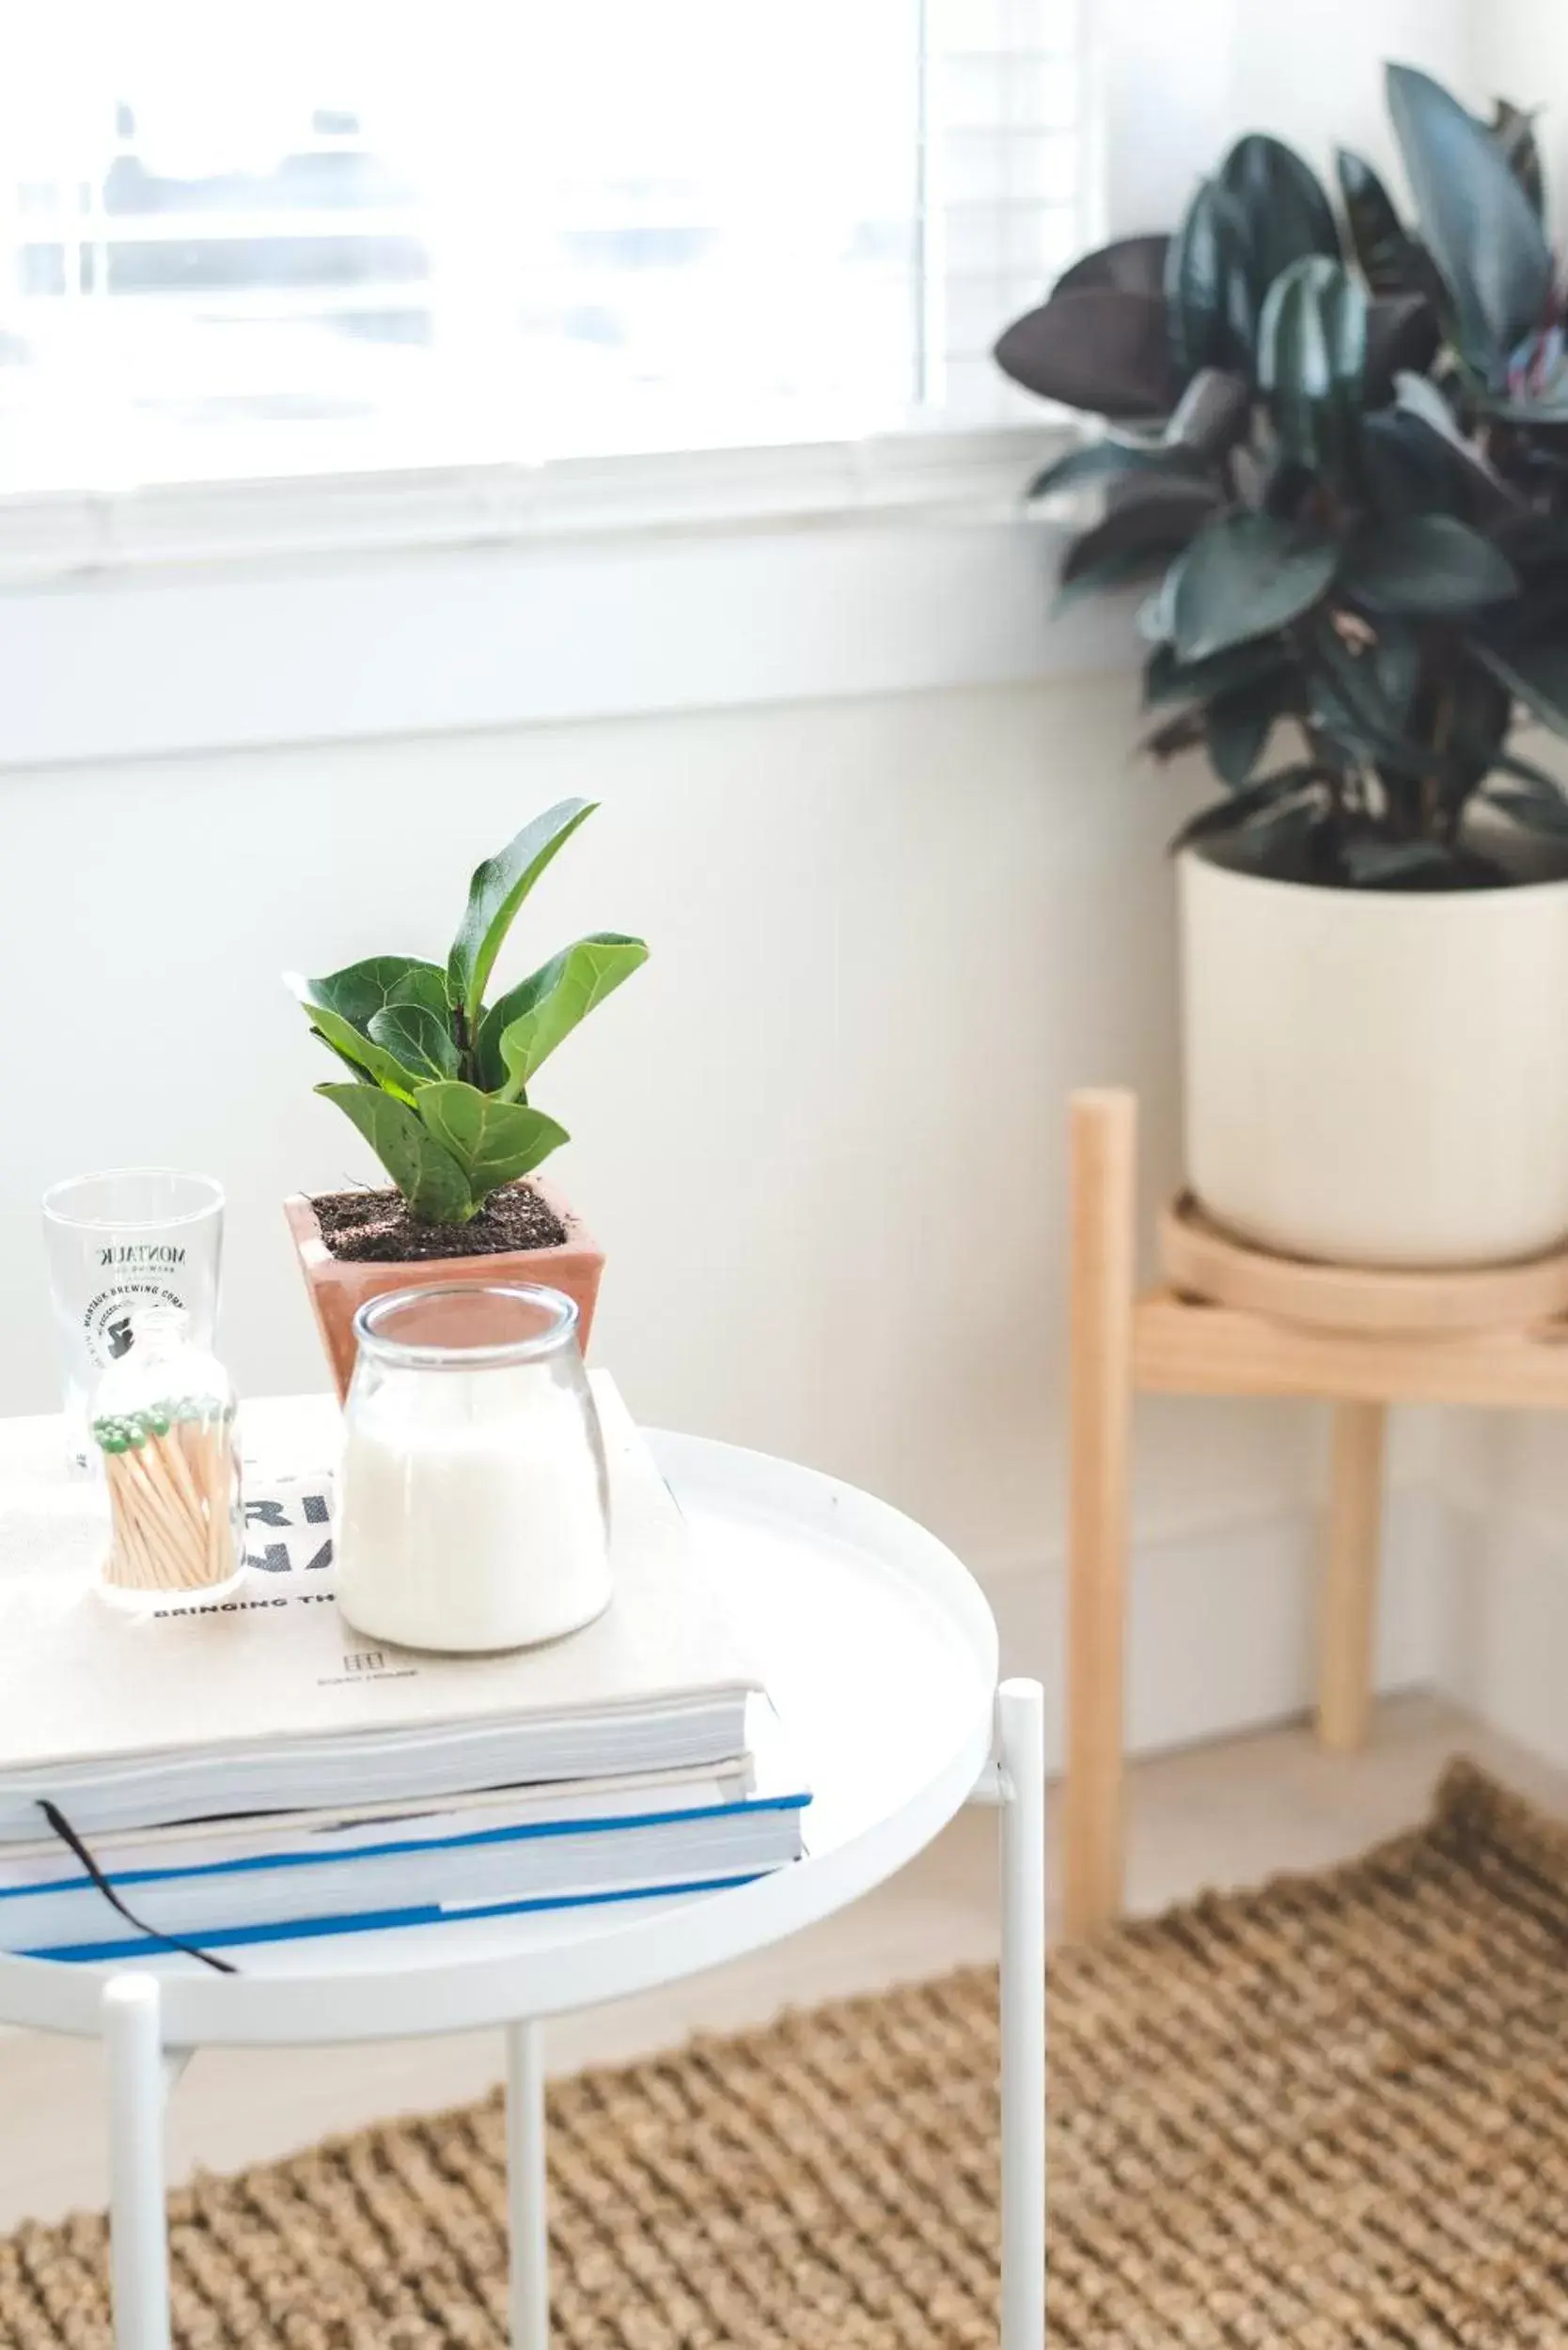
[1144,636,1294,709]
[1472,637,1568,739]
[367,1001,462,1083]
[1489,780,1568,838]
[1165,180,1258,379]
[1358,410,1466,522]
[1386,62,1552,383]
[1492,99,1544,219]
[1052,234,1170,300]
[1169,767,1326,855]
[1340,835,1464,886]
[1205,673,1291,786]
[1334,149,1434,299]
[447,799,598,1025]
[1170,511,1339,663]
[1216,133,1341,297]
[1059,478,1219,597]
[1161,368,1251,460]
[316,1085,476,1222]
[478,932,650,1094]
[1026,436,1203,505]
[1259,257,1366,478]
[1363,296,1442,401]
[1308,619,1433,776]
[416,1082,570,1197]
[995,290,1184,418]
[1340,514,1519,615]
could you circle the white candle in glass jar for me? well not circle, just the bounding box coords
[334,1286,611,1653]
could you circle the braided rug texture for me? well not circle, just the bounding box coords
[1,1760,1565,2349]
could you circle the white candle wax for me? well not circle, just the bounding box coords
[335,1360,611,1653]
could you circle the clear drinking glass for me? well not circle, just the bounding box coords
[42,1169,225,1470]
[336,1283,611,1654]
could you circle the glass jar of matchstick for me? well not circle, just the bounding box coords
[87,1308,243,1605]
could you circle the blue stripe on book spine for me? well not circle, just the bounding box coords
[0,1791,810,1904]
[27,1871,769,1963]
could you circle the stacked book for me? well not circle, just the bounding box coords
[0,1381,808,1966]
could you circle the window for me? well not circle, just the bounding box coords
[0,0,1086,495]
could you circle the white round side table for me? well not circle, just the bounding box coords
[0,1413,1045,2350]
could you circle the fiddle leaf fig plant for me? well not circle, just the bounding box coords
[996,62,1568,889]
[288,799,647,1221]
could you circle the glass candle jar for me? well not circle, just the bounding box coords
[335,1283,611,1653]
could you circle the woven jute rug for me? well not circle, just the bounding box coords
[1,1759,1565,2349]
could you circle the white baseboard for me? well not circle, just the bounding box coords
[977,1485,1455,1776]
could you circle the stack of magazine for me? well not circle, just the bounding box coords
[0,1380,808,1966]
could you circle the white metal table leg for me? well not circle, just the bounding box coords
[997,1677,1046,2350]
[506,2019,549,2350]
[103,1977,172,2350]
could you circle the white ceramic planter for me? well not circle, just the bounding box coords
[1179,843,1568,1268]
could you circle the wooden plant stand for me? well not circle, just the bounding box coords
[1063,1086,1568,1939]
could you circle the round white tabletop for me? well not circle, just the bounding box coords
[0,1412,1001,2049]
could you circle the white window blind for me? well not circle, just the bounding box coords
[0,0,1086,495]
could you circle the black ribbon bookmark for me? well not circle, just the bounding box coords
[39,1801,239,1976]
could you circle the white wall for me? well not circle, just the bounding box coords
[1101,0,1472,234]
[0,0,1513,1777]
[0,670,1450,1764]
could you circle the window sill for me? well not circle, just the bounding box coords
[0,428,1066,583]
[0,425,1135,772]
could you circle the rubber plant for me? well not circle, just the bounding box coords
[287,799,647,1220]
[996,63,1568,888]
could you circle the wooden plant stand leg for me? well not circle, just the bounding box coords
[1317,1401,1387,1752]
[1063,1089,1137,1938]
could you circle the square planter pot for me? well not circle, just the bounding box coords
[284,1179,604,1401]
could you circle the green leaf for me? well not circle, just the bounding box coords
[1169,768,1324,854]
[285,973,423,1099]
[367,1001,461,1083]
[478,932,649,1095]
[994,290,1183,419]
[1341,514,1519,615]
[1340,836,1464,886]
[1216,134,1341,294]
[415,1083,570,1197]
[1308,620,1428,774]
[1206,675,1288,786]
[1491,747,1567,792]
[1059,479,1218,599]
[1491,98,1544,220]
[1484,785,1568,839]
[1170,512,1339,664]
[1170,776,1335,860]
[1052,235,1170,301]
[315,1085,476,1223]
[1161,368,1252,460]
[1334,149,1431,298]
[1164,180,1257,379]
[1386,62,1552,381]
[295,956,447,1027]
[1144,638,1294,709]
[447,800,598,1024]
[1258,257,1366,477]
[1026,436,1201,504]
[1473,638,1568,740]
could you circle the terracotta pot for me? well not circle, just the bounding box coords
[284,1180,604,1401]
